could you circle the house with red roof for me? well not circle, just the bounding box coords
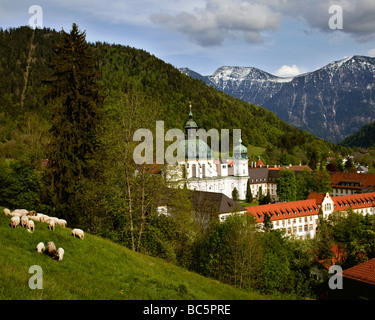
[245,192,375,239]
[330,172,375,196]
[247,162,312,201]
[324,258,375,300]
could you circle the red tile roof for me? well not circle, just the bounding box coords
[246,199,320,223]
[307,192,325,204]
[342,258,375,286]
[332,192,375,211]
[268,165,312,172]
[256,159,265,167]
[330,172,375,189]
[247,192,375,223]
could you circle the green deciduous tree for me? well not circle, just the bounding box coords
[276,168,296,202]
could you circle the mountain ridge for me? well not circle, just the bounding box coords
[180,55,375,143]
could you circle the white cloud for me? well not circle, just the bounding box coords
[150,0,375,47]
[368,48,375,57]
[256,0,375,42]
[150,0,281,47]
[274,64,301,78]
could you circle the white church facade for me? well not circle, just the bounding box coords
[174,105,249,200]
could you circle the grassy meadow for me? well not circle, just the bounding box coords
[0,208,278,300]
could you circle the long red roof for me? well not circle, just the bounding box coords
[246,199,320,223]
[330,172,375,189]
[331,192,375,211]
[246,192,375,223]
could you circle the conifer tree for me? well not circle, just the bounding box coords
[232,187,239,202]
[246,179,253,203]
[43,23,103,222]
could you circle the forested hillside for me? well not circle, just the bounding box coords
[0,26,335,166]
[340,121,375,149]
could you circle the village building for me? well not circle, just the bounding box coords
[247,163,312,201]
[245,192,375,239]
[330,172,375,196]
[323,257,375,300]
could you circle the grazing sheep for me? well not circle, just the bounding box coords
[28,214,42,222]
[71,228,84,240]
[10,209,28,216]
[46,241,57,257]
[10,216,20,228]
[21,215,29,227]
[3,208,10,215]
[39,214,49,223]
[56,219,67,228]
[48,220,55,231]
[36,242,45,253]
[56,248,64,261]
[26,219,35,232]
[26,210,37,216]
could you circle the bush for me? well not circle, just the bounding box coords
[0,159,44,211]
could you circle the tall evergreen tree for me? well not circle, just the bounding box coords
[246,179,253,203]
[232,187,239,202]
[43,23,103,223]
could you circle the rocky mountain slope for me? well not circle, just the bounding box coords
[181,56,375,143]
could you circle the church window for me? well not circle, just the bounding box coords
[192,164,196,178]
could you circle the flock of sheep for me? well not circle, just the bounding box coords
[3,208,85,261]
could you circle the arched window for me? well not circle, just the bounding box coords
[192,164,196,178]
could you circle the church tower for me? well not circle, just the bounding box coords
[233,138,249,177]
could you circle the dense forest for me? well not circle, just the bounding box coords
[340,120,375,149]
[2,25,374,300]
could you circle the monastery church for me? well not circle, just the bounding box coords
[176,104,249,200]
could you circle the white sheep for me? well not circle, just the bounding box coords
[36,242,45,253]
[28,214,42,222]
[21,215,29,227]
[3,208,10,215]
[39,214,49,223]
[46,241,57,257]
[26,219,35,232]
[55,219,67,228]
[71,228,84,240]
[56,248,64,261]
[48,220,55,231]
[10,216,20,228]
[10,209,28,216]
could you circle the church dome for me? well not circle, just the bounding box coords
[182,138,213,160]
[233,139,248,159]
[184,109,198,132]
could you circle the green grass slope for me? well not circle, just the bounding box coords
[0,210,275,300]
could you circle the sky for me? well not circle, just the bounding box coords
[1,0,375,77]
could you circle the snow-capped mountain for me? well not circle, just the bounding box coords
[180,56,375,143]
